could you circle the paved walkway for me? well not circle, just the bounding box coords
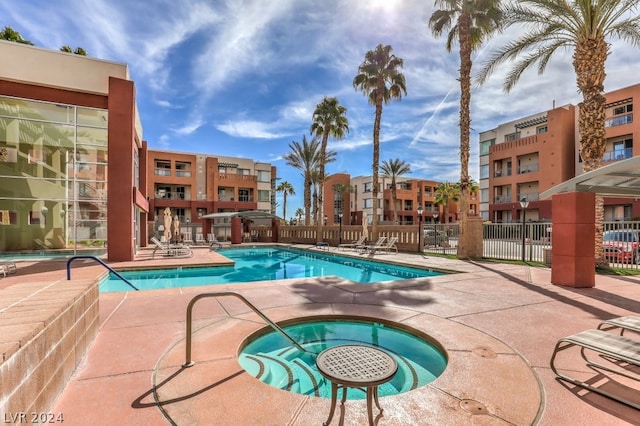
[4,245,640,425]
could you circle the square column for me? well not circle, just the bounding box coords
[551,192,595,287]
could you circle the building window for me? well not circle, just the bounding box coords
[364,199,373,208]
[218,166,227,173]
[536,125,547,134]
[238,189,251,202]
[155,160,171,176]
[480,188,489,203]
[363,182,372,192]
[480,164,489,179]
[258,190,270,202]
[238,168,250,175]
[175,161,191,177]
[504,132,520,142]
[257,170,270,182]
[479,139,495,156]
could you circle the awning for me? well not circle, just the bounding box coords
[540,156,640,199]
[200,210,282,220]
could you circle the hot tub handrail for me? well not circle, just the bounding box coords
[183,291,309,367]
[66,255,139,291]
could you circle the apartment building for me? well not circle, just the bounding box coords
[326,173,478,225]
[0,41,147,261]
[147,149,276,232]
[479,82,640,222]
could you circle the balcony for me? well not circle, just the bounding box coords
[154,168,171,176]
[605,113,632,128]
[517,192,539,202]
[602,147,633,163]
[155,191,190,201]
[494,195,511,203]
[218,173,257,183]
[518,163,539,174]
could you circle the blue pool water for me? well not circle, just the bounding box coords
[239,318,448,399]
[100,246,444,292]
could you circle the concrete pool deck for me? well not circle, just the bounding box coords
[2,244,640,425]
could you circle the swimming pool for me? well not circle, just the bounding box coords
[238,318,448,399]
[100,246,445,292]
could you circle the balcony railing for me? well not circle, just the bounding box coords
[155,191,190,200]
[518,163,539,174]
[494,169,511,178]
[605,113,632,128]
[154,169,171,176]
[517,192,539,202]
[494,195,511,203]
[602,147,633,163]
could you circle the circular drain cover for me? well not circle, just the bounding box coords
[460,399,488,415]
[472,347,497,358]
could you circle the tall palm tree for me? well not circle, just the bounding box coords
[429,0,502,258]
[310,97,349,239]
[283,135,322,226]
[476,0,640,265]
[380,158,411,224]
[353,44,407,241]
[435,182,461,224]
[276,181,295,223]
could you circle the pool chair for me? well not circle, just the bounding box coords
[1,261,17,278]
[195,233,207,245]
[597,316,640,336]
[358,237,387,254]
[338,236,367,251]
[550,326,640,409]
[150,237,192,258]
[208,234,223,251]
[370,236,399,254]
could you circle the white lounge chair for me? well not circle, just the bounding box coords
[1,261,16,278]
[370,236,398,254]
[358,237,387,254]
[150,237,192,258]
[208,234,222,251]
[195,233,206,245]
[338,236,366,251]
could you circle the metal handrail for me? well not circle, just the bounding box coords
[183,291,309,367]
[66,255,139,291]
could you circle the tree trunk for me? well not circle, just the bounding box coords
[573,37,608,266]
[456,12,472,260]
[304,177,311,226]
[371,96,383,241]
[316,129,329,242]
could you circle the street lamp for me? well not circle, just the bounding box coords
[338,212,343,245]
[433,213,438,224]
[520,197,529,262]
[417,206,423,253]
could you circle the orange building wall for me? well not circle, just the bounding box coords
[324,173,351,225]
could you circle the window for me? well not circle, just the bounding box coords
[480,164,489,179]
[363,182,372,192]
[238,189,251,202]
[606,102,633,127]
[613,104,632,115]
[504,132,520,142]
[0,210,17,225]
[257,170,270,182]
[155,160,171,176]
[480,188,489,203]
[218,166,227,173]
[175,161,191,177]
[537,125,547,134]
[364,199,373,208]
[479,139,495,156]
[238,168,250,175]
[258,190,270,202]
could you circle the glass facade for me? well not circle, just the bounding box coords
[0,95,108,254]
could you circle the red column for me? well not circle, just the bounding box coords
[231,216,242,244]
[272,218,280,242]
[551,192,595,288]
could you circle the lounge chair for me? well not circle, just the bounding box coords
[550,328,640,409]
[1,261,16,278]
[338,236,367,251]
[358,237,387,254]
[195,233,206,245]
[369,236,398,254]
[150,237,192,258]
[208,234,222,251]
[597,316,640,336]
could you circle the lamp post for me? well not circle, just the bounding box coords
[417,206,423,253]
[433,213,438,224]
[520,197,529,262]
[338,212,343,245]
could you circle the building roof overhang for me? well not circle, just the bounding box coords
[540,156,640,199]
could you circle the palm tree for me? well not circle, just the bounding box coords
[276,181,295,223]
[283,136,336,226]
[294,207,304,225]
[435,182,461,224]
[476,0,640,265]
[310,97,349,239]
[353,44,407,240]
[60,46,88,55]
[380,158,411,224]
[283,135,321,226]
[0,26,33,45]
[429,0,502,258]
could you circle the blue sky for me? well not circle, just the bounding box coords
[3,1,639,217]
